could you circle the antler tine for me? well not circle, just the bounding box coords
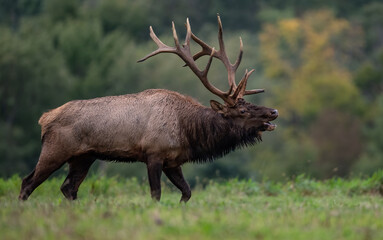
[137,26,176,62]
[232,69,264,99]
[240,69,265,96]
[233,37,243,71]
[217,14,226,57]
[202,48,215,77]
[172,22,180,48]
[244,88,265,95]
[232,69,250,99]
[184,18,192,47]
[216,14,236,91]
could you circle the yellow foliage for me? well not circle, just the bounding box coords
[260,10,362,120]
[278,19,301,50]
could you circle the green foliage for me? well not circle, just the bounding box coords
[354,50,383,102]
[43,0,80,22]
[353,96,383,175]
[55,20,102,78]
[347,170,383,196]
[96,0,149,38]
[0,22,73,176]
[1,176,383,239]
[357,2,383,53]
[250,128,318,180]
[1,0,382,180]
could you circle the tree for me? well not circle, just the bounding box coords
[353,95,383,175]
[259,10,364,177]
[354,48,383,104]
[260,10,363,120]
[0,23,72,176]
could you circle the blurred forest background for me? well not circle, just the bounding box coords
[1,0,382,182]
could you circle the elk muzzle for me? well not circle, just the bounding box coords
[264,109,278,131]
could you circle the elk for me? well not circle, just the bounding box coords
[19,15,278,202]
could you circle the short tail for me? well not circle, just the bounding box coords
[38,112,52,126]
[38,104,66,140]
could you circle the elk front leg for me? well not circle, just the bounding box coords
[146,160,163,201]
[163,166,191,203]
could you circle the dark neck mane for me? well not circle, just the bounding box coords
[180,106,262,163]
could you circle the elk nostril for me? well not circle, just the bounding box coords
[271,109,278,116]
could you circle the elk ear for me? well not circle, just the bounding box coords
[210,100,227,115]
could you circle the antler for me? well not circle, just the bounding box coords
[138,15,264,106]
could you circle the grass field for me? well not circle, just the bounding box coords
[1,172,383,240]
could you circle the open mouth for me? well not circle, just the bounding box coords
[263,121,277,131]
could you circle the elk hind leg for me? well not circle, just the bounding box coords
[19,148,67,200]
[60,157,95,200]
[19,169,36,199]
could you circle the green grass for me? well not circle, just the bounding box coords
[1,172,383,240]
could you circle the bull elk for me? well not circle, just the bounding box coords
[19,15,278,202]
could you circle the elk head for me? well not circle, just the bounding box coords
[138,15,278,132]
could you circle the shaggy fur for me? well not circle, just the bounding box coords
[179,106,262,163]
